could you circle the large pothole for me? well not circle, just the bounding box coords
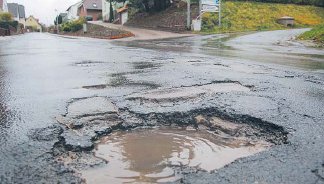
[54,96,287,184]
[81,127,270,184]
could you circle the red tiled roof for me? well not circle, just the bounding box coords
[117,6,128,13]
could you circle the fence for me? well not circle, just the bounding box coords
[8,25,17,34]
[0,28,10,36]
[0,25,18,36]
[0,21,19,36]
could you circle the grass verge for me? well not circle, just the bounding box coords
[298,24,324,47]
[202,1,324,33]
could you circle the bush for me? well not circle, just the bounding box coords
[61,23,72,32]
[60,18,86,32]
[0,13,17,30]
[0,12,13,22]
[0,21,18,29]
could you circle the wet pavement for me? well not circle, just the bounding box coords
[117,29,324,70]
[0,30,323,183]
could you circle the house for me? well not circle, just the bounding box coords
[102,0,125,22]
[25,16,42,32]
[78,0,102,21]
[7,3,26,27]
[66,1,82,21]
[0,0,8,12]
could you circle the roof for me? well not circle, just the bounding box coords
[8,3,18,17]
[67,1,82,11]
[18,5,25,18]
[83,0,102,10]
[59,13,67,17]
[278,16,294,20]
[27,16,40,23]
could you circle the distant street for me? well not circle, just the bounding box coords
[0,31,323,183]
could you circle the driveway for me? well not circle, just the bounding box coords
[89,21,193,40]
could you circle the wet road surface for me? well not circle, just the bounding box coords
[118,29,324,70]
[0,30,324,183]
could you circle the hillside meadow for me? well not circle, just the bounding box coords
[202,1,324,33]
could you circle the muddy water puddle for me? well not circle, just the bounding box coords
[82,128,270,183]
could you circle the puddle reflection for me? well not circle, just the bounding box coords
[82,128,269,183]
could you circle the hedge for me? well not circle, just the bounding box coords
[61,18,86,32]
[0,21,18,29]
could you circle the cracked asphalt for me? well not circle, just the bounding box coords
[0,29,323,183]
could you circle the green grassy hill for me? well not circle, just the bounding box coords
[202,1,324,33]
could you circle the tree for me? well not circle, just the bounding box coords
[0,12,13,22]
[109,0,114,22]
[106,0,127,22]
[142,0,150,12]
[58,15,63,24]
[54,15,63,25]
[131,0,171,12]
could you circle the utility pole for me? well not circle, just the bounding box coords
[187,0,191,30]
[218,0,221,26]
[199,0,202,15]
[55,9,59,33]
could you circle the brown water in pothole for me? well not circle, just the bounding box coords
[81,128,270,184]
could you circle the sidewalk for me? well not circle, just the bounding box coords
[88,21,193,41]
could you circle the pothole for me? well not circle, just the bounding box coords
[81,127,270,184]
[132,61,162,70]
[66,97,117,118]
[74,60,104,67]
[54,98,287,184]
[82,84,107,89]
[108,74,160,89]
[127,82,250,102]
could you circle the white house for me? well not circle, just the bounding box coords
[102,0,126,22]
[7,3,26,27]
[66,1,82,21]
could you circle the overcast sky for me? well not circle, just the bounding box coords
[7,0,80,25]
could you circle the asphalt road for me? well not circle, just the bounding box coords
[0,30,323,183]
